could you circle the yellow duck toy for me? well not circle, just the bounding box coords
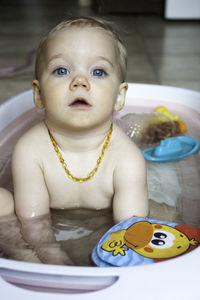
[155,106,179,121]
[124,222,198,259]
[102,221,198,259]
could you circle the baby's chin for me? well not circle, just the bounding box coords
[46,113,113,133]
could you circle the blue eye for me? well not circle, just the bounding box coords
[91,69,106,77]
[55,68,69,76]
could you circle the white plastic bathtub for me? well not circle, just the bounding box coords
[0,83,200,299]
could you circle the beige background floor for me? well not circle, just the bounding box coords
[0,0,200,105]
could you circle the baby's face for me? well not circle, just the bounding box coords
[33,26,127,130]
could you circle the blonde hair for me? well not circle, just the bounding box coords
[34,16,127,82]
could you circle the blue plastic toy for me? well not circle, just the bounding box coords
[142,136,199,162]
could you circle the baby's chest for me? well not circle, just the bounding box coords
[43,158,114,210]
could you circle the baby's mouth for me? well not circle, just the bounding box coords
[69,98,92,110]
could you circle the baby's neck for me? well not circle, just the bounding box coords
[44,120,113,153]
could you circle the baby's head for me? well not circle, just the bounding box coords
[34,16,127,83]
[33,16,128,130]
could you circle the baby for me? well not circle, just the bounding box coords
[0,16,148,265]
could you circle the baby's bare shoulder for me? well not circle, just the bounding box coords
[13,122,47,157]
[112,123,143,158]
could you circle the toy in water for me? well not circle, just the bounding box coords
[124,222,197,259]
[119,112,175,146]
[155,106,187,134]
[142,136,199,162]
[119,107,187,147]
[155,106,179,121]
[91,217,200,267]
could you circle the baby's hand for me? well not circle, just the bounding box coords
[19,214,74,265]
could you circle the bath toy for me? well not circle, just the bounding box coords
[142,136,199,162]
[92,216,200,267]
[155,106,179,121]
[119,112,175,145]
[140,119,174,144]
[124,222,198,259]
[120,110,187,147]
[101,230,128,256]
[155,106,187,134]
[174,120,187,134]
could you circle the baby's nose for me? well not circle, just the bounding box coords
[69,75,90,91]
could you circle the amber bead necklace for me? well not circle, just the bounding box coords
[46,123,113,183]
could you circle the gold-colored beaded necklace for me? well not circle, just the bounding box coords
[47,123,113,183]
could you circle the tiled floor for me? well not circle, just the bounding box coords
[0,0,200,104]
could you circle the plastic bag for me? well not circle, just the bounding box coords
[117,112,175,148]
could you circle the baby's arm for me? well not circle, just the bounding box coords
[113,143,148,223]
[12,135,72,265]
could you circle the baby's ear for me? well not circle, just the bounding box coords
[32,80,44,109]
[114,82,128,111]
